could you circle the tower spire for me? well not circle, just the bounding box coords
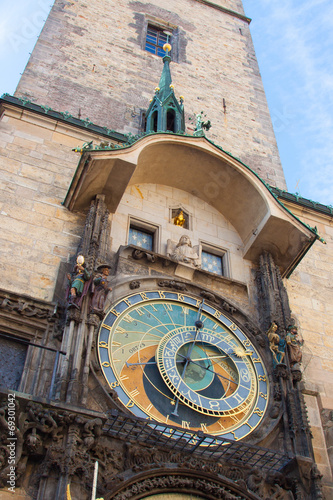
[145,42,185,134]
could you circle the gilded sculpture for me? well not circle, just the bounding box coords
[266,322,286,365]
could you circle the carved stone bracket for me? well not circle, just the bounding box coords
[132,248,156,263]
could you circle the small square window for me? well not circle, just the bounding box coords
[201,251,224,275]
[145,26,170,57]
[129,227,154,251]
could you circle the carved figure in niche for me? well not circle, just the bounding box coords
[286,325,303,366]
[167,235,200,267]
[91,265,112,314]
[67,255,91,307]
[266,322,286,366]
[173,210,186,227]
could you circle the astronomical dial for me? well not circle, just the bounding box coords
[98,290,269,441]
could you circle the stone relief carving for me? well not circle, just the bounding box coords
[167,235,201,267]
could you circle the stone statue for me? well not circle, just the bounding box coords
[286,325,303,366]
[167,235,201,267]
[266,322,286,365]
[91,265,112,315]
[67,255,91,308]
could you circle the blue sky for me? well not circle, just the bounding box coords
[0,0,332,206]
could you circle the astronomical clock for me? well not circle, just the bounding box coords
[98,290,269,442]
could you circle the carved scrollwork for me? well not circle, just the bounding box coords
[111,474,247,500]
[0,296,56,321]
[158,279,187,291]
[132,249,156,263]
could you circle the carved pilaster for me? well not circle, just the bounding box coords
[79,194,111,273]
[257,252,291,332]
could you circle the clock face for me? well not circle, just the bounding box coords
[98,291,269,441]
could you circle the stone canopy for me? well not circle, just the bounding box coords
[64,133,317,277]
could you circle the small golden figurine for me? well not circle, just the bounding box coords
[174,210,186,227]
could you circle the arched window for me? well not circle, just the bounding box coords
[166,109,176,132]
[151,110,158,132]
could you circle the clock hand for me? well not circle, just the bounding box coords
[189,353,229,362]
[178,355,238,386]
[126,358,185,367]
[171,300,205,416]
[126,360,157,367]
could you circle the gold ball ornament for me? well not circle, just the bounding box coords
[163,43,172,52]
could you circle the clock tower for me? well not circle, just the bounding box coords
[0,1,332,499]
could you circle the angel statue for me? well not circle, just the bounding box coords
[167,235,201,268]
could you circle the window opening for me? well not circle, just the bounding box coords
[129,226,154,251]
[145,26,170,57]
[151,110,158,132]
[167,109,176,132]
[201,250,224,275]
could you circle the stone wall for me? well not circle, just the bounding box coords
[285,202,333,491]
[15,0,286,189]
[0,104,113,301]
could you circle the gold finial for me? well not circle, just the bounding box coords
[174,210,186,227]
[163,42,172,52]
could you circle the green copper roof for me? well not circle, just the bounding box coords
[158,53,173,101]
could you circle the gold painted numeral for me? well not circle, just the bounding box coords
[177,293,185,301]
[229,323,237,331]
[102,324,112,331]
[125,400,135,408]
[200,423,209,433]
[99,341,108,349]
[252,358,261,363]
[182,421,190,429]
[243,339,251,347]
[102,361,110,367]
[136,307,144,316]
[181,306,189,315]
[115,326,127,334]
[110,309,120,317]
[146,404,153,413]
[253,408,264,417]
[119,375,129,381]
[259,392,268,400]
[130,389,140,398]
[165,303,173,311]
[150,304,158,312]
[109,381,120,389]
[158,291,165,299]
[123,315,134,323]
[258,375,267,382]
[123,298,131,307]
[213,310,221,319]
[111,341,122,347]
[140,293,149,301]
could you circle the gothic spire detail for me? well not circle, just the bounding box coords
[145,43,185,134]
